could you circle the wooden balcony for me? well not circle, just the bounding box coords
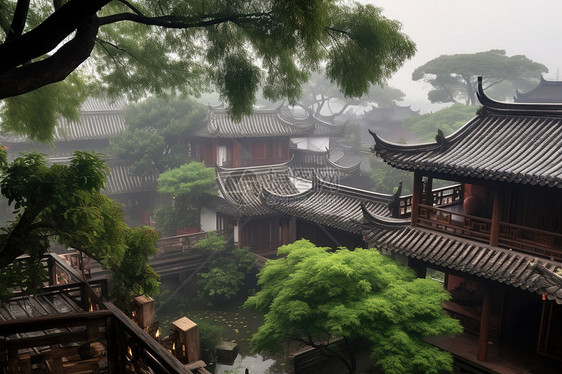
[426,332,561,374]
[415,204,562,261]
[1,253,191,373]
[397,184,463,217]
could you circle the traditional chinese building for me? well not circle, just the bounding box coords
[189,105,348,168]
[364,77,562,373]
[514,76,562,103]
[0,98,159,226]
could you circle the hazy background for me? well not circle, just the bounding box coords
[370,0,562,112]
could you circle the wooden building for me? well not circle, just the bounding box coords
[514,76,562,103]
[189,106,346,168]
[364,77,562,373]
[200,149,366,255]
[262,176,399,250]
[0,98,159,227]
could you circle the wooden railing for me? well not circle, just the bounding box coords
[398,184,463,217]
[416,204,562,261]
[0,305,190,373]
[155,228,233,256]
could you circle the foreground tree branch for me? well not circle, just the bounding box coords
[0,16,99,99]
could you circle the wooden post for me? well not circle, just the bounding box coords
[477,287,491,361]
[411,171,422,227]
[171,317,201,364]
[48,256,57,286]
[489,186,503,247]
[425,177,433,206]
[133,295,155,330]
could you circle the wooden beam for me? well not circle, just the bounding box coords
[411,171,422,227]
[489,187,502,247]
[425,176,433,206]
[0,310,112,335]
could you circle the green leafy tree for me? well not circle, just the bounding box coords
[370,158,412,195]
[155,162,216,235]
[402,103,477,142]
[1,0,415,141]
[244,240,461,374]
[110,97,207,175]
[196,232,256,306]
[412,50,548,105]
[0,151,159,303]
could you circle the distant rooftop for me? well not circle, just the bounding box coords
[514,76,562,103]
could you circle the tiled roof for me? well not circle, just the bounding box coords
[194,107,314,138]
[214,162,300,216]
[104,161,158,195]
[1,97,127,144]
[193,106,347,138]
[310,116,347,137]
[364,222,562,304]
[290,149,361,180]
[48,157,157,195]
[54,112,126,141]
[372,78,562,188]
[515,76,562,103]
[263,177,394,234]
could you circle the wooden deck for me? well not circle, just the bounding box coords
[426,333,561,374]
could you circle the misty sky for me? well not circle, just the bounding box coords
[369,0,562,112]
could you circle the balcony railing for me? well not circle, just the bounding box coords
[398,184,463,217]
[416,204,562,261]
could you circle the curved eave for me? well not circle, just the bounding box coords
[360,203,410,229]
[477,76,562,114]
[315,176,395,203]
[215,157,293,175]
[326,157,361,174]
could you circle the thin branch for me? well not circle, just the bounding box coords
[96,37,140,62]
[6,0,30,42]
[117,0,144,16]
[98,11,270,28]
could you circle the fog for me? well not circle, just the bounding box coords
[367,0,562,112]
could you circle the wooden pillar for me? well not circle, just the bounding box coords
[489,186,503,247]
[48,256,57,286]
[289,216,297,242]
[411,171,422,227]
[425,177,434,206]
[478,287,492,361]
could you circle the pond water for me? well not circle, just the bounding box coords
[156,281,290,374]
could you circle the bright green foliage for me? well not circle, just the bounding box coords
[0,151,159,304]
[155,162,216,234]
[110,226,160,310]
[196,232,256,306]
[403,103,477,142]
[110,97,206,175]
[1,0,415,140]
[244,240,461,374]
[412,50,548,105]
[157,162,216,199]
